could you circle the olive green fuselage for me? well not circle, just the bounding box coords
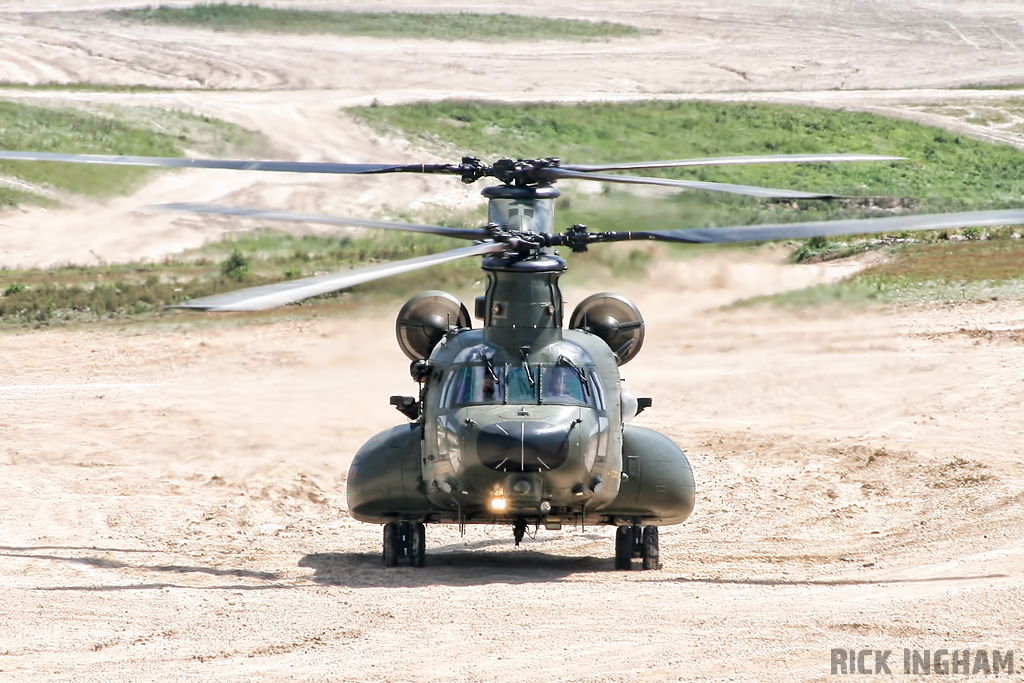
[347,240,694,529]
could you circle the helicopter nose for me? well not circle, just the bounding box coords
[476,421,570,473]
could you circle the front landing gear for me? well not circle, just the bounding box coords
[614,524,661,571]
[513,518,527,547]
[382,521,426,568]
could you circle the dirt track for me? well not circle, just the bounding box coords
[1,2,1024,681]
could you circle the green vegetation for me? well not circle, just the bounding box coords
[220,249,251,280]
[111,4,646,41]
[0,230,471,327]
[0,82,185,93]
[0,101,181,204]
[0,225,668,328]
[351,99,1024,306]
[4,97,1024,327]
[961,83,1024,91]
[351,100,1024,224]
[737,236,1024,309]
[0,101,267,206]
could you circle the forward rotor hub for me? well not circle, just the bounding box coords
[458,156,562,187]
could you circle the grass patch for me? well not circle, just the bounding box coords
[0,82,186,93]
[0,226,682,329]
[0,230,480,328]
[350,99,1024,234]
[7,97,1024,325]
[0,101,268,205]
[860,237,1024,283]
[111,4,647,41]
[961,83,1024,91]
[737,238,1024,309]
[348,99,1024,310]
[0,101,181,202]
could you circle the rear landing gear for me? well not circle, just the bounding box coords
[382,521,427,568]
[614,524,661,571]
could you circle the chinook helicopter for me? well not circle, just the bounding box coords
[3,149,1024,571]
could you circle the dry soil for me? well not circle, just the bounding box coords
[1,2,1023,681]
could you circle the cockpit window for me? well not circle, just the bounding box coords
[540,365,587,405]
[505,365,536,403]
[449,364,504,405]
[443,360,602,408]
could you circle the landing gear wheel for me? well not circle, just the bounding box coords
[641,525,661,571]
[382,523,401,568]
[614,524,633,570]
[410,522,426,568]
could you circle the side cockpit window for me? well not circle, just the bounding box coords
[587,369,606,410]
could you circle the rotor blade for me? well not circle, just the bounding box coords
[0,151,457,176]
[605,208,1024,244]
[561,153,905,173]
[176,242,506,311]
[155,202,489,241]
[537,167,833,199]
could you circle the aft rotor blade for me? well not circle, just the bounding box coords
[537,167,833,199]
[0,151,456,176]
[608,208,1024,244]
[561,153,905,173]
[177,242,506,312]
[156,202,489,240]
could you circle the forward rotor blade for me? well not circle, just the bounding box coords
[610,208,1024,244]
[155,202,489,241]
[537,167,833,199]
[177,242,506,311]
[561,153,905,173]
[0,151,455,176]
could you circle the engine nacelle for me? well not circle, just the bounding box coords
[568,292,645,364]
[395,290,471,360]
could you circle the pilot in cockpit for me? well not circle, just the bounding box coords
[481,372,499,402]
[542,366,582,404]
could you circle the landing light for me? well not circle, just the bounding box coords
[490,497,507,511]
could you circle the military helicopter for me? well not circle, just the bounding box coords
[3,149,1024,571]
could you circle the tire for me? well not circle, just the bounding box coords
[641,525,661,571]
[614,524,633,570]
[410,522,426,568]
[382,523,401,567]
[397,521,412,559]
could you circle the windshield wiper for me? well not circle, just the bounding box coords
[520,347,535,388]
[483,354,499,382]
[557,355,590,398]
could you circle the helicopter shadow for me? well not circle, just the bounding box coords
[299,549,610,587]
[0,545,284,592]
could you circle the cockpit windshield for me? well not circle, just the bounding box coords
[442,361,604,409]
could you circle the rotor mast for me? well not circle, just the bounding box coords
[479,183,565,350]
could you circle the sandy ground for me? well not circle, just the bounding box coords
[1,2,1023,681]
